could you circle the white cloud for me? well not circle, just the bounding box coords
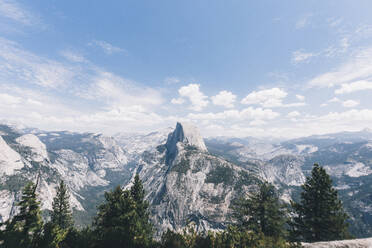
[241,88,304,108]
[0,38,75,88]
[187,107,279,121]
[0,0,40,26]
[335,80,372,94]
[0,85,168,134]
[89,40,125,55]
[325,97,360,108]
[60,50,87,63]
[296,94,305,101]
[175,84,208,111]
[329,97,340,103]
[211,91,236,108]
[164,77,180,84]
[309,47,372,88]
[292,50,316,63]
[0,37,163,110]
[0,92,21,105]
[79,71,164,108]
[241,88,287,107]
[171,98,184,104]
[287,111,300,118]
[0,36,170,134]
[198,108,372,139]
[296,13,312,29]
[342,100,359,108]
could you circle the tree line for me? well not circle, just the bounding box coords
[0,164,351,248]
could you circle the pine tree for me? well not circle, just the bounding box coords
[290,163,350,242]
[93,176,153,248]
[130,174,153,244]
[39,222,68,248]
[39,180,73,248]
[234,181,286,240]
[51,180,73,229]
[0,182,43,248]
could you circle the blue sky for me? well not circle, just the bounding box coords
[1,0,372,138]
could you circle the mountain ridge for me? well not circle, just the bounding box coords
[1,122,372,237]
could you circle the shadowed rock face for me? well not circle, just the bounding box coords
[165,122,207,166]
[166,122,207,154]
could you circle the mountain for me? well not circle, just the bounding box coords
[0,122,260,234]
[134,122,259,235]
[205,129,372,237]
[1,122,372,237]
[0,124,133,225]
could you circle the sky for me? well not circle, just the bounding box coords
[1,0,372,138]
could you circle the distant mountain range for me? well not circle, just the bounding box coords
[1,122,372,237]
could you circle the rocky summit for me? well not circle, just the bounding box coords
[1,122,372,238]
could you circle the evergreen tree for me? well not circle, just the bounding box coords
[93,176,153,248]
[130,174,153,242]
[51,180,73,229]
[160,229,187,248]
[0,182,43,248]
[39,180,73,248]
[290,163,350,242]
[39,222,68,248]
[234,181,286,240]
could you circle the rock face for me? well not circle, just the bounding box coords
[15,134,49,162]
[302,238,372,248]
[0,136,23,176]
[166,122,208,153]
[0,125,132,226]
[135,122,258,235]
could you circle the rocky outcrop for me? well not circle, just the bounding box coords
[302,238,372,248]
[135,122,258,236]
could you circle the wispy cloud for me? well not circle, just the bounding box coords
[335,80,372,95]
[164,76,180,84]
[60,50,87,63]
[0,36,169,134]
[292,50,317,64]
[295,13,313,29]
[327,17,343,28]
[89,40,126,55]
[342,99,359,108]
[309,47,372,88]
[0,37,75,88]
[0,0,41,26]
[187,107,279,122]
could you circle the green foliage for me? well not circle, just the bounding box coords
[62,227,96,248]
[160,229,187,248]
[205,165,234,185]
[51,180,74,229]
[39,222,68,248]
[234,170,260,192]
[0,182,43,248]
[290,163,351,242]
[234,182,287,240]
[93,174,153,248]
[171,158,191,174]
[159,225,296,248]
